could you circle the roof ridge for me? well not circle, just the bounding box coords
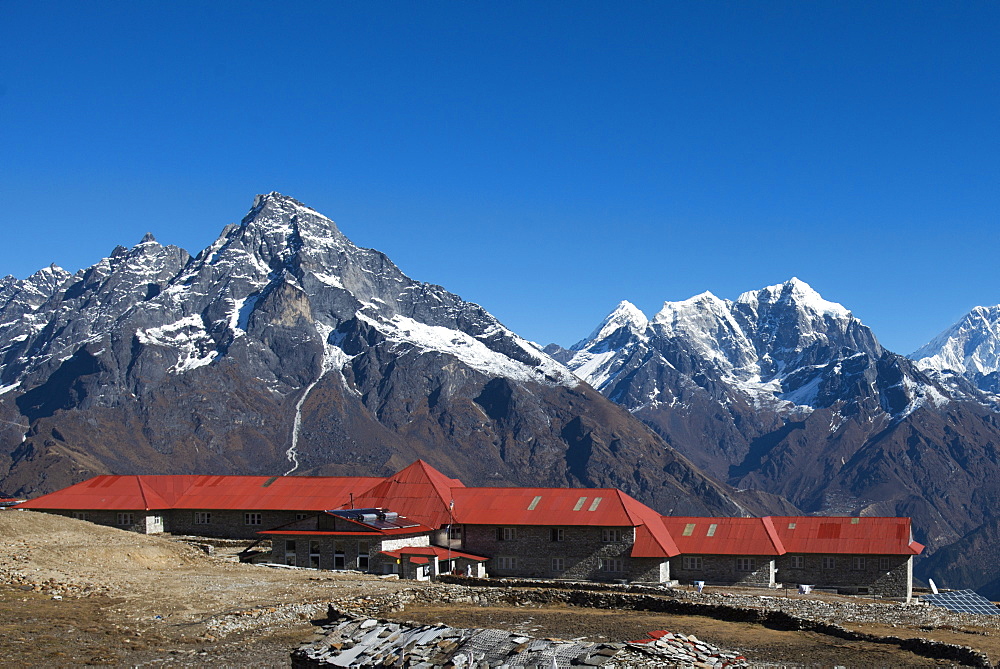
[760,516,786,555]
[135,476,151,511]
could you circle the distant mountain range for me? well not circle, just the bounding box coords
[3,193,1000,594]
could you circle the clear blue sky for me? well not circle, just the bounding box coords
[2,1,998,355]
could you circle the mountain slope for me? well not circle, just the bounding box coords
[911,305,1000,395]
[563,280,1000,561]
[0,193,748,518]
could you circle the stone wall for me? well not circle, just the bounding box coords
[463,524,667,582]
[320,582,992,668]
[268,531,430,573]
[774,554,912,598]
[671,555,776,587]
[166,509,307,539]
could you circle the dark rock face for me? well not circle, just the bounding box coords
[566,282,1000,587]
[0,193,747,518]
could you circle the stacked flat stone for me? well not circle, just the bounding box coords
[292,615,749,668]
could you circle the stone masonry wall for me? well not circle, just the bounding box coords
[671,555,775,587]
[463,524,662,582]
[269,532,430,574]
[774,554,912,598]
[166,509,308,539]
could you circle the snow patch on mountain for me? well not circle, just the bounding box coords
[358,313,577,387]
[135,315,218,373]
[912,305,1000,377]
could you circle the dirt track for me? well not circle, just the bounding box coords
[3,510,1000,667]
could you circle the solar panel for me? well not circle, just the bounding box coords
[921,590,1000,616]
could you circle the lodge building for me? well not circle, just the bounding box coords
[15,460,923,598]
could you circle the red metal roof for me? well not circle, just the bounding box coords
[16,474,382,511]
[379,546,489,562]
[662,516,785,555]
[450,487,678,558]
[344,460,464,529]
[770,516,924,555]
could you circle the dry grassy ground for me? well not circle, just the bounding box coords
[2,510,999,667]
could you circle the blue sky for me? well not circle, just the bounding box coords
[2,2,998,354]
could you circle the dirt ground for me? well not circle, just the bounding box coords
[2,510,999,667]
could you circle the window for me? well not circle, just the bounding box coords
[284,540,297,566]
[295,513,309,521]
[497,527,517,541]
[599,558,623,573]
[789,555,804,569]
[194,511,211,525]
[602,528,623,543]
[497,556,518,570]
[682,523,696,536]
[550,528,565,542]
[551,558,565,572]
[117,512,134,526]
[879,557,891,571]
[334,541,346,570]
[310,540,321,569]
[72,511,89,521]
[245,512,262,526]
[706,523,718,537]
[449,525,463,541]
[682,556,703,571]
[822,557,836,570]
[357,541,370,571]
[852,557,865,570]
[736,557,756,572]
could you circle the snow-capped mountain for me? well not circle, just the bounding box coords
[0,193,743,519]
[911,305,1000,394]
[569,278,928,415]
[563,279,1000,567]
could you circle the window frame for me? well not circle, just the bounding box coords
[601,528,623,543]
[497,527,517,542]
[599,558,624,573]
[735,557,756,572]
[682,555,703,571]
[497,556,518,571]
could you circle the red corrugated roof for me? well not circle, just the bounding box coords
[344,460,464,529]
[450,487,678,558]
[17,474,382,511]
[379,546,489,562]
[771,516,924,555]
[663,516,785,555]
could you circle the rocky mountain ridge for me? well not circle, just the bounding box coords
[561,284,1000,593]
[0,193,746,520]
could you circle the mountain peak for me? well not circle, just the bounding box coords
[912,304,1000,377]
[577,300,648,348]
[140,232,157,244]
[738,278,850,318]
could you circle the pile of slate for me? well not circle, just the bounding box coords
[291,615,749,667]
